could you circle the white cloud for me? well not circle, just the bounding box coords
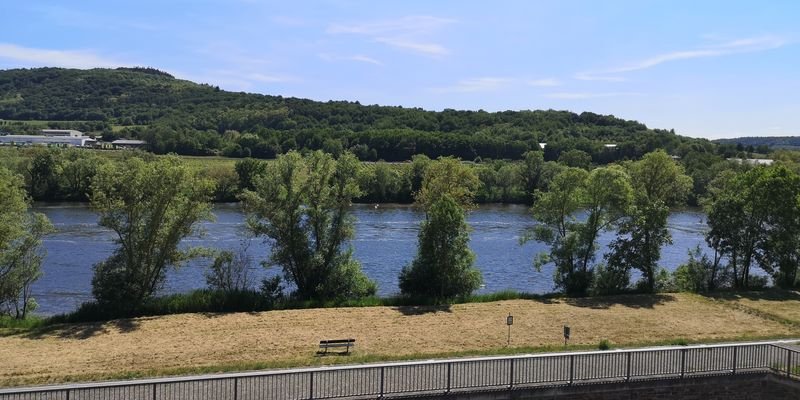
[245,72,296,83]
[348,55,383,65]
[545,92,642,100]
[443,77,512,92]
[319,53,384,65]
[373,37,449,56]
[574,73,626,82]
[0,43,124,69]
[434,76,560,93]
[578,35,788,81]
[525,78,561,87]
[327,15,455,36]
[328,15,455,57]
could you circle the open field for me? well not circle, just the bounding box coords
[708,290,800,326]
[1,293,798,387]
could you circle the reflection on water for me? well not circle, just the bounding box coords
[33,202,716,315]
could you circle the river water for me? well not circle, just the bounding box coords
[32,203,713,315]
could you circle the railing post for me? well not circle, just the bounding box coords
[380,366,385,398]
[732,346,738,375]
[66,389,70,400]
[788,349,792,378]
[680,349,686,378]
[234,377,238,400]
[152,383,157,400]
[309,371,314,400]
[626,352,632,381]
[446,362,452,393]
[509,358,514,389]
[569,355,575,385]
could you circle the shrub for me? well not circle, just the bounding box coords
[591,263,630,295]
[598,339,611,350]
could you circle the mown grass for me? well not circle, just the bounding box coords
[1,332,794,388]
[41,289,563,326]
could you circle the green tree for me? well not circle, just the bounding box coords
[0,167,54,319]
[27,148,61,200]
[90,156,214,312]
[558,149,592,170]
[59,152,107,201]
[399,194,482,300]
[519,151,545,204]
[525,166,632,295]
[415,157,481,209]
[234,158,267,192]
[607,151,692,292]
[242,151,376,301]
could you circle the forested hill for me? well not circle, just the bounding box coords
[715,136,800,151]
[0,67,711,161]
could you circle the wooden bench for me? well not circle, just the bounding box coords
[319,339,356,354]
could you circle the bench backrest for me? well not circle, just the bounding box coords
[320,339,356,344]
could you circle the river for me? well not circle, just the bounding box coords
[32,203,713,315]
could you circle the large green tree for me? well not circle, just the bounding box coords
[607,151,692,292]
[90,156,214,311]
[400,157,482,301]
[706,165,800,288]
[526,166,632,295]
[0,167,54,318]
[242,151,376,301]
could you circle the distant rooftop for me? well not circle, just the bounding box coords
[727,158,774,166]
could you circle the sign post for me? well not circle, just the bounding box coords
[563,325,570,347]
[506,314,513,346]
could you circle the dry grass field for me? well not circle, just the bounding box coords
[1,293,798,387]
[708,290,800,326]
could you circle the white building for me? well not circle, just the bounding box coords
[41,129,84,138]
[0,135,96,147]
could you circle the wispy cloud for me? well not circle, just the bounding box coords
[319,53,384,66]
[29,4,160,32]
[545,92,642,100]
[577,35,788,81]
[525,78,561,87]
[0,43,124,69]
[372,37,449,56]
[327,15,455,35]
[433,77,512,93]
[434,76,560,93]
[574,73,626,82]
[327,15,455,57]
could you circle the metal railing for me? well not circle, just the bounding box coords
[1,340,799,400]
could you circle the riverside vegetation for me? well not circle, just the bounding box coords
[3,148,800,327]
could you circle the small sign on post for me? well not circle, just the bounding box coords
[563,325,570,347]
[506,314,513,346]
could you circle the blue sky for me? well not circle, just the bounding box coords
[1,0,798,139]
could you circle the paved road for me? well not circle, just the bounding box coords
[2,340,799,400]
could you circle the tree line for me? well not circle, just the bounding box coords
[0,67,741,163]
[3,150,800,321]
[0,143,758,209]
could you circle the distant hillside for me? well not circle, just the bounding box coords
[715,136,800,150]
[0,67,712,161]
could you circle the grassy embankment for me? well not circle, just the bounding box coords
[2,291,799,388]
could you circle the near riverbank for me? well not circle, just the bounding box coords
[2,292,799,388]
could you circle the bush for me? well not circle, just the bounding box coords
[748,275,770,290]
[591,263,630,295]
[206,248,253,292]
[598,339,611,350]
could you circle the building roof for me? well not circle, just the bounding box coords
[111,139,148,145]
[0,135,95,144]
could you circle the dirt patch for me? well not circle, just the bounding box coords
[1,293,796,386]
